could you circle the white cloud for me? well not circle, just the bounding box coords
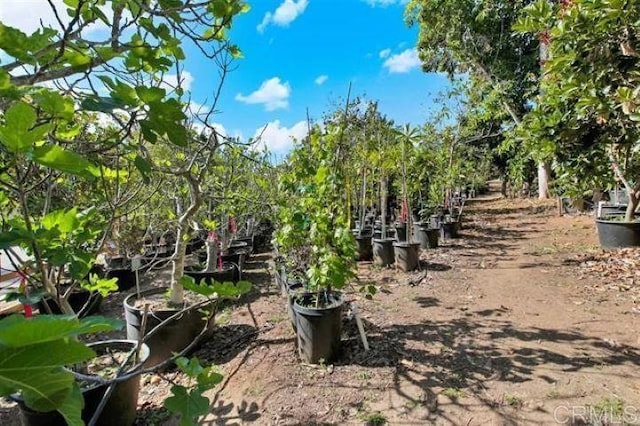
[161,71,194,92]
[257,0,308,33]
[235,77,291,111]
[383,48,421,73]
[314,75,328,85]
[0,0,114,35]
[362,0,408,7]
[0,0,66,34]
[379,48,391,59]
[252,120,307,153]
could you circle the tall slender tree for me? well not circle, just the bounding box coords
[405,0,550,197]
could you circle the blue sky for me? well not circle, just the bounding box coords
[0,0,451,156]
[193,0,451,154]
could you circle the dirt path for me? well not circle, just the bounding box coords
[201,196,640,425]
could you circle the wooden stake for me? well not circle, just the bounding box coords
[351,303,369,351]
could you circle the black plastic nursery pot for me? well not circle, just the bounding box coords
[105,267,136,292]
[395,222,407,242]
[185,262,239,283]
[597,204,627,219]
[124,287,215,368]
[293,291,344,364]
[105,255,129,270]
[14,339,149,426]
[186,237,205,255]
[221,249,248,272]
[429,214,441,230]
[595,218,640,249]
[372,238,395,266]
[232,236,254,255]
[415,225,439,249]
[440,221,460,240]
[286,277,305,332]
[354,233,373,261]
[393,241,420,272]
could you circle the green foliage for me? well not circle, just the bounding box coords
[275,124,357,297]
[179,275,252,299]
[515,0,640,214]
[0,315,121,425]
[406,0,541,190]
[164,357,223,426]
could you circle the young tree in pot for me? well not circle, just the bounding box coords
[276,123,358,364]
[514,0,640,247]
[392,125,422,271]
[363,107,400,266]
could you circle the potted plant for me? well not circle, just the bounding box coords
[275,119,358,364]
[122,128,254,368]
[392,125,421,272]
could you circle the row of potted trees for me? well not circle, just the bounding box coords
[0,0,261,423]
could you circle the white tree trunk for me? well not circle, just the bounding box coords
[538,161,551,199]
[170,230,187,305]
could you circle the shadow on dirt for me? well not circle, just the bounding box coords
[420,261,452,272]
[195,324,259,365]
[333,306,640,423]
[203,399,261,425]
[413,296,440,308]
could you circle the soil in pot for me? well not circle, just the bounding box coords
[393,241,420,272]
[124,288,215,368]
[293,291,343,364]
[595,218,640,249]
[14,340,149,426]
[372,238,395,267]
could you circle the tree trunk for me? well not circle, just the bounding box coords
[204,239,218,272]
[538,161,551,199]
[380,176,388,238]
[625,192,639,222]
[170,232,187,305]
[169,173,202,305]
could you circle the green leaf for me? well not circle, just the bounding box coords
[0,315,120,347]
[0,101,49,153]
[56,383,84,426]
[134,155,153,183]
[81,276,118,297]
[175,357,204,377]
[164,385,210,426]
[32,145,95,178]
[80,96,127,113]
[0,229,31,249]
[41,208,78,233]
[135,86,166,104]
[0,338,94,412]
